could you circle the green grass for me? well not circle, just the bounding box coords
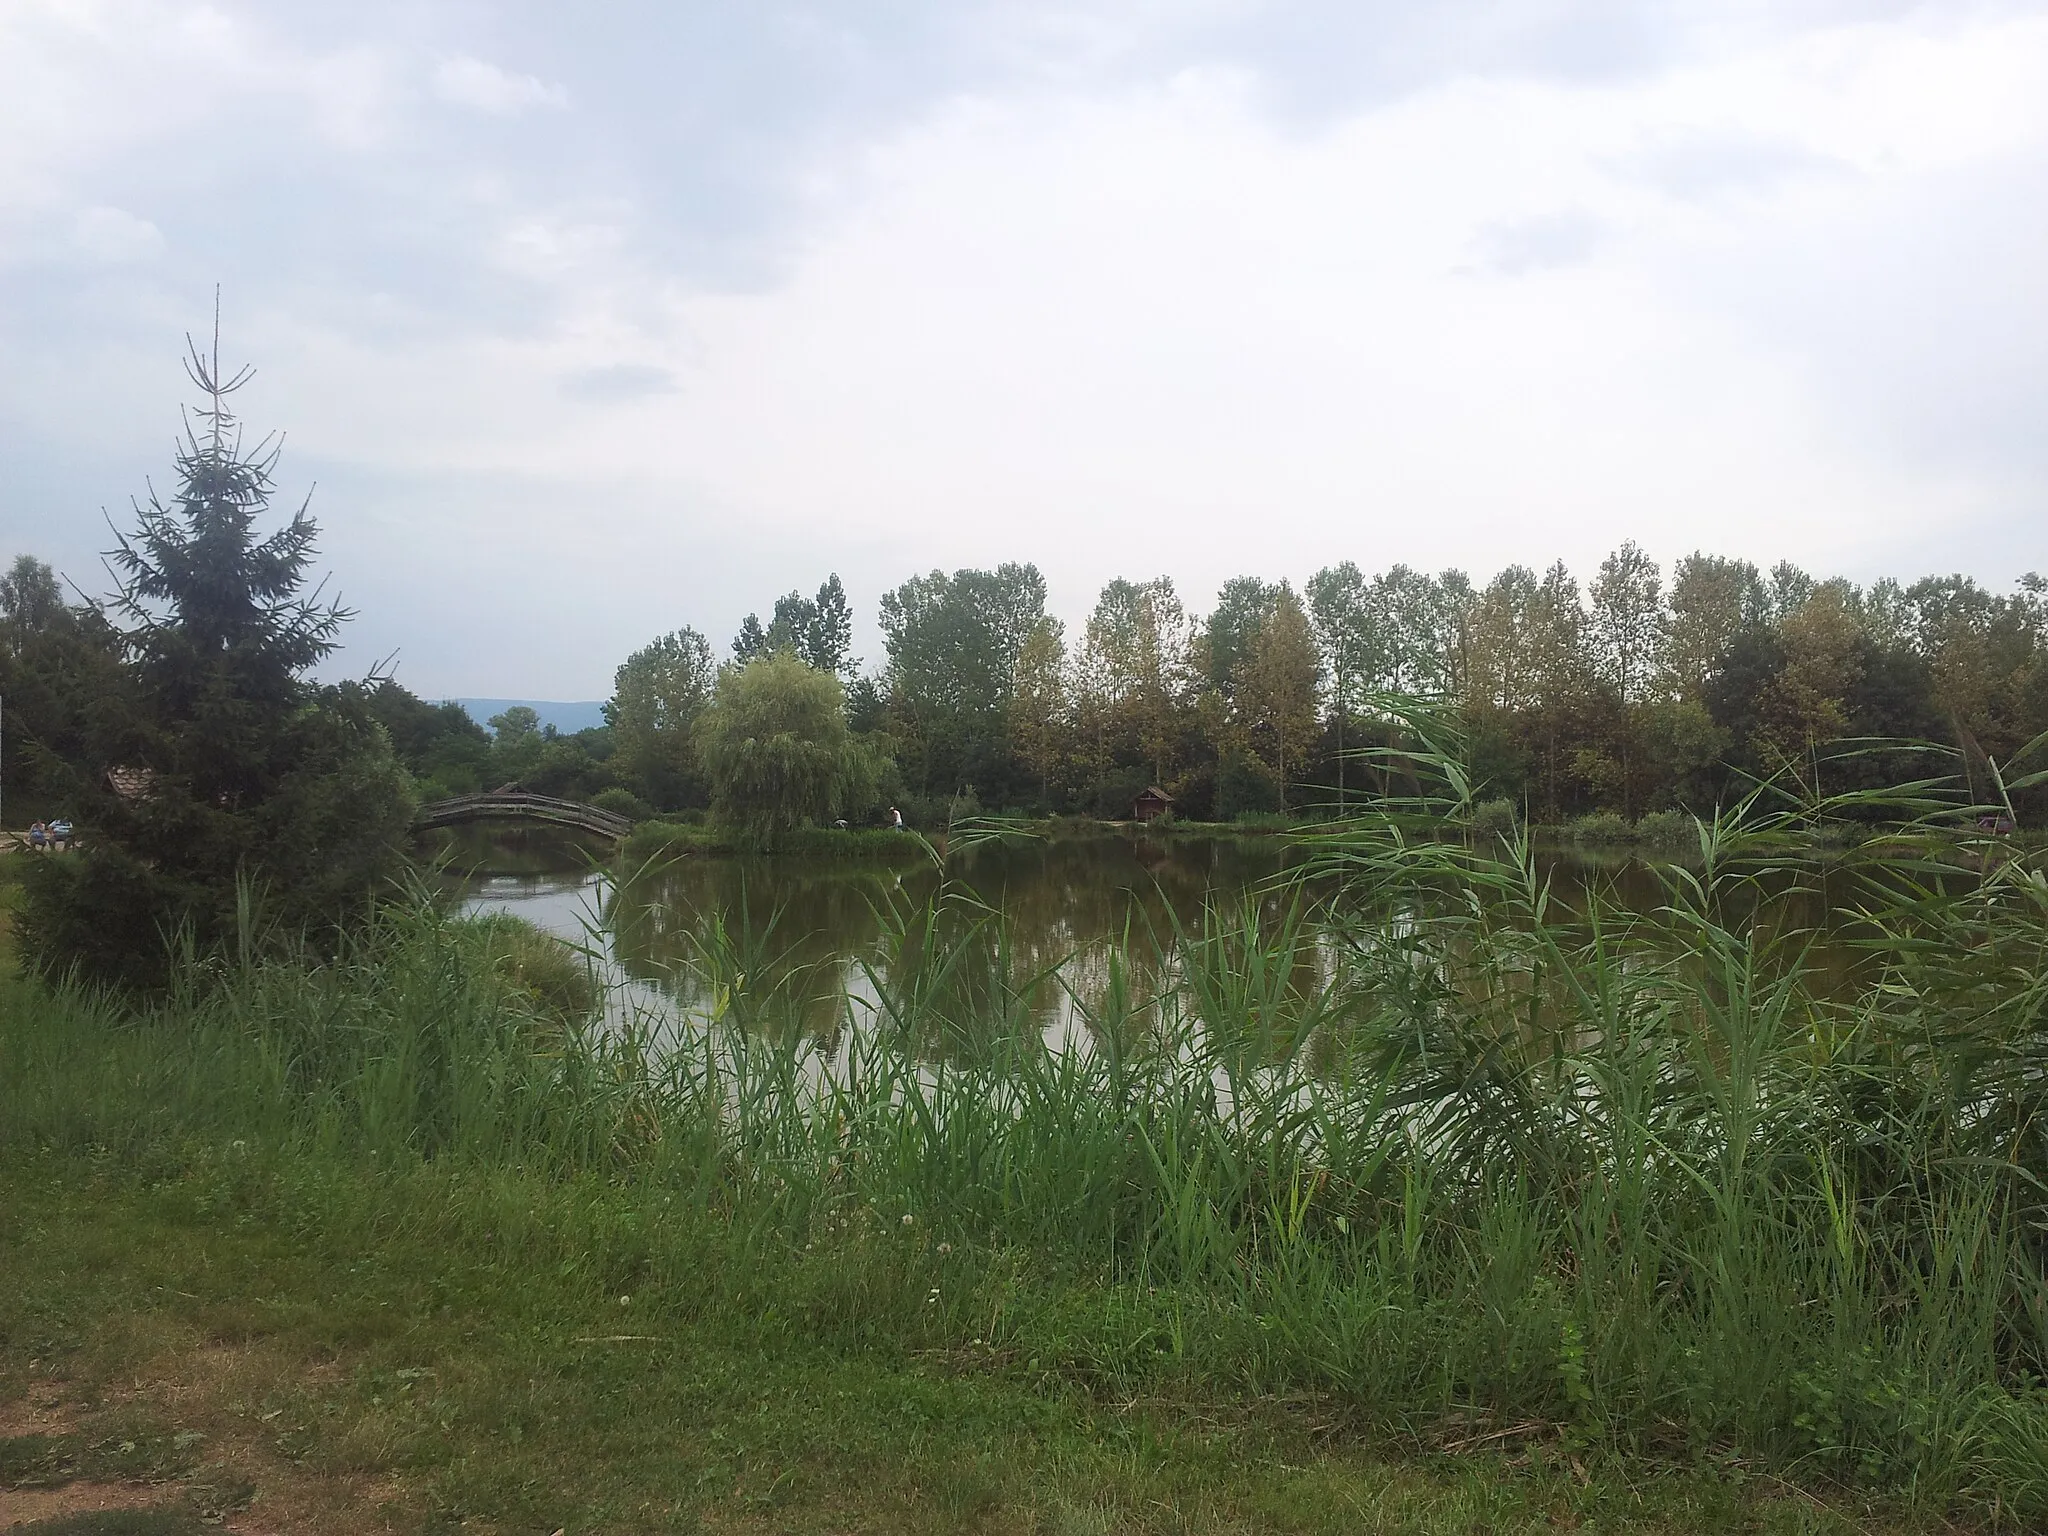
[2,1147,1910,1533]
[3,757,2045,1529]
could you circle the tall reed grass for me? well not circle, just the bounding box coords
[4,728,2045,1520]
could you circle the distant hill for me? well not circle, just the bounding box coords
[451,699,610,736]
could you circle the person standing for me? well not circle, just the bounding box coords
[889,806,904,829]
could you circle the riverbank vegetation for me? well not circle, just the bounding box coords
[4,777,2045,1528]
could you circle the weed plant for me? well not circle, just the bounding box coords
[4,732,2047,1522]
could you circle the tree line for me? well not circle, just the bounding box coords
[12,542,2044,852]
[363,548,2042,829]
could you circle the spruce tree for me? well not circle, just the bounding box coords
[20,316,413,985]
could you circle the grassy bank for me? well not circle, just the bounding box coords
[4,791,2046,1529]
[6,1145,1912,1535]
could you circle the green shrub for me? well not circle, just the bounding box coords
[590,787,655,823]
[621,819,712,862]
[1569,810,1635,845]
[1809,820,1868,852]
[1216,750,1283,820]
[1469,798,1519,840]
[1090,768,1152,822]
[1635,808,1699,853]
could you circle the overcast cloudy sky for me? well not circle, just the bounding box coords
[2,1,2044,698]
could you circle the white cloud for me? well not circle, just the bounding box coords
[2,2,2046,696]
[71,204,163,262]
[432,55,566,115]
[1467,209,1604,273]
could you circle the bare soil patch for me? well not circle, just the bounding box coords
[2,1345,408,1536]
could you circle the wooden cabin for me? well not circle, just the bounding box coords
[1132,785,1174,823]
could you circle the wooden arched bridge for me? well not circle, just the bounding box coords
[413,791,632,841]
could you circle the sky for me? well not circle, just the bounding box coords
[2,1,2044,700]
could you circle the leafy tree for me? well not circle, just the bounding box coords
[486,705,544,784]
[1753,582,1864,789]
[1306,561,1386,807]
[1588,542,1668,816]
[1009,615,1067,808]
[357,680,492,798]
[801,574,856,676]
[1460,565,1544,802]
[1590,542,1666,707]
[18,325,412,986]
[1525,562,1590,818]
[0,556,129,819]
[1216,746,1283,819]
[732,612,770,662]
[0,555,69,639]
[733,575,858,676]
[607,626,715,809]
[1767,561,1816,622]
[879,563,1046,797]
[489,705,541,742]
[1203,576,1282,700]
[696,652,881,847]
[1233,584,1319,795]
[845,673,888,734]
[1075,577,1196,788]
[1666,554,1764,701]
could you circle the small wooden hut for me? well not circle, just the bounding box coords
[1132,785,1174,823]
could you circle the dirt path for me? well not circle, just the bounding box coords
[1,1349,410,1535]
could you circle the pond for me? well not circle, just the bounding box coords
[436,821,1874,1055]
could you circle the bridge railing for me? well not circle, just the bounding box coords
[413,791,633,839]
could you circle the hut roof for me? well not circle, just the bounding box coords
[1137,785,1174,802]
[104,766,155,802]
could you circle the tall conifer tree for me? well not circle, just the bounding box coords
[20,311,412,985]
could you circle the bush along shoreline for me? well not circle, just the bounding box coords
[6,773,2048,1525]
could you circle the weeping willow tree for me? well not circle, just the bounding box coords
[695,651,880,848]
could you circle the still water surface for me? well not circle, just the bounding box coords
[442,824,1866,1050]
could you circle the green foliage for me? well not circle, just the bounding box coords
[1216,748,1282,820]
[1568,809,1635,845]
[16,333,413,987]
[464,911,598,1026]
[878,564,1046,798]
[695,653,882,849]
[1469,797,1519,839]
[1228,809,1292,830]
[0,560,129,821]
[1634,807,1699,852]
[606,627,714,809]
[357,680,491,798]
[589,786,654,822]
[731,574,857,677]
